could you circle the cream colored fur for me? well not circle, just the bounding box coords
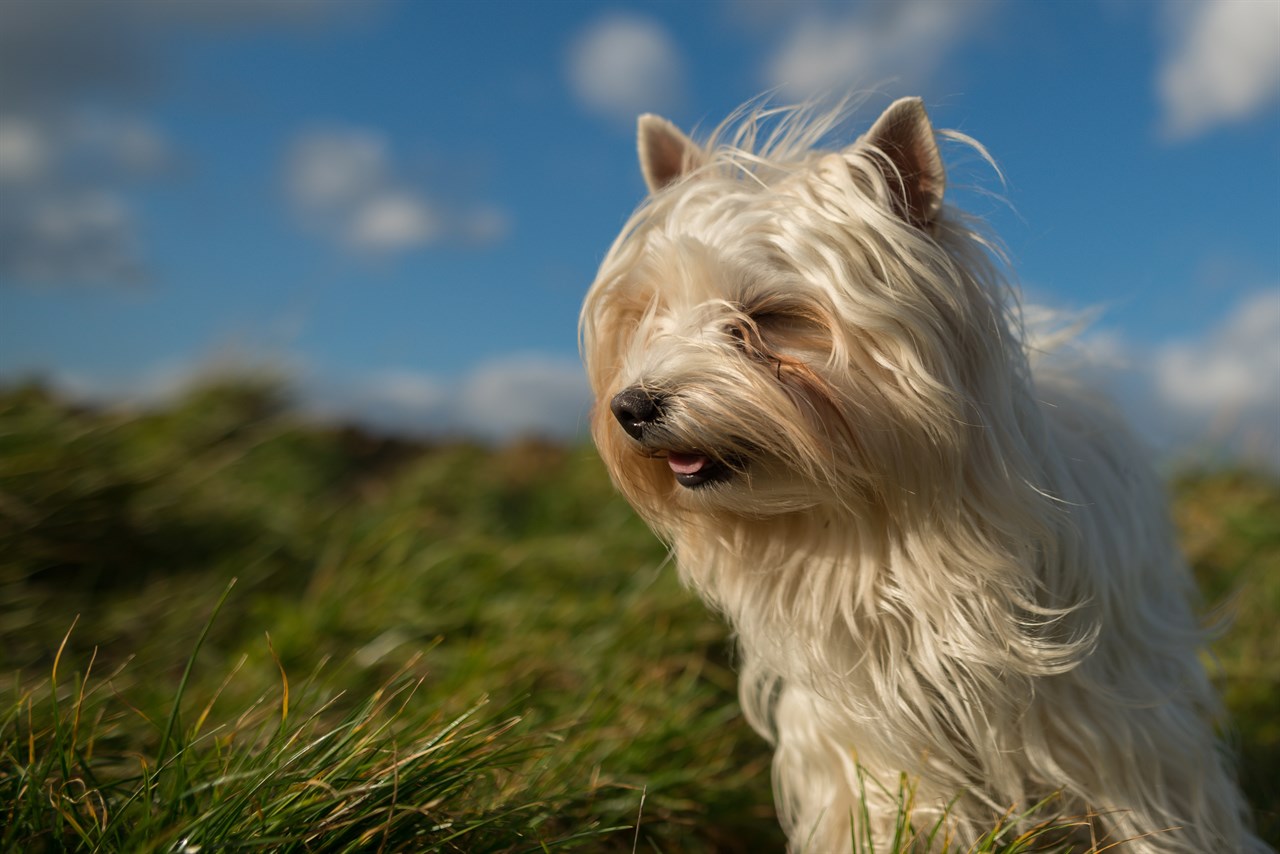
[580,96,1266,853]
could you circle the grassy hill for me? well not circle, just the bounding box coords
[1,381,1276,851]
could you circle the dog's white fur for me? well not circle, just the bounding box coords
[580,97,1265,852]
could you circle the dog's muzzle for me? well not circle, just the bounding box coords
[609,386,734,488]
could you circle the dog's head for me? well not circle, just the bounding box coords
[581,98,1021,532]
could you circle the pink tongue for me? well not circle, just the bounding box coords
[667,452,709,475]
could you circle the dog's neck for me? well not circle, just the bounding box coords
[671,501,1093,781]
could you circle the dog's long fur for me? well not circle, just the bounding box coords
[580,96,1265,852]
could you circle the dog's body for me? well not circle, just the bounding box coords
[580,97,1264,852]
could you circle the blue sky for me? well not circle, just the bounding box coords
[1,0,1277,462]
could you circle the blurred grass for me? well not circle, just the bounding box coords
[0,380,1275,850]
[1171,468,1280,843]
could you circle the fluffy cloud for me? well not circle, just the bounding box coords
[0,113,169,285]
[285,129,388,213]
[1069,290,1280,467]
[566,14,684,122]
[0,113,172,185]
[763,0,999,99]
[284,128,507,254]
[344,193,442,252]
[337,356,590,440]
[0,186,143,283]
[1152,290,1280,421]
[1157,0,1280,139]
[0,0,343,286]
[456,356,592,440]
[0,119,49,181]
[359,370,449,413]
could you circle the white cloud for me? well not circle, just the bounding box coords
[323,357,591,440]
[361,370,448,413]
[1153,290,1280,417]
[286,129,387,211]
[0,0,344,287]
[1157,0,1280,139]
[337,358,591,440]
[458,355,591,440]
[763,0,999,99]
[0,113,168,285]
[1067,289,1280,467]
[295,357,592,440]
[567,13,684,121]
[0,186,144,283]
[345,192,441,251]
[284,127,506,254]
[300,368,453,433]
[0,118,49,183]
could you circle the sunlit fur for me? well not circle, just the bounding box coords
[580,97,1266,853]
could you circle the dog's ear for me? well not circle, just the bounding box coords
[861,97,945,229]
[638,114,704,193]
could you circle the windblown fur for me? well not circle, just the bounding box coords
[580,96,1268,852]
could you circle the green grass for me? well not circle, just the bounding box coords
[1,380,1276,851]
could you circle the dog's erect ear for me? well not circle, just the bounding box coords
[861,97,945,228]
[638,114,704,193]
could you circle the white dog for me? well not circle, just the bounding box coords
[580,96,1265,852]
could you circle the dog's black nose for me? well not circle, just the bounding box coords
[610,387,664,440]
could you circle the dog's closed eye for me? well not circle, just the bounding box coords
[721,312,803,385]
[751,311,817,338]
[723,315,775,362]
[724,318,754,347]
[728,299,832,359]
